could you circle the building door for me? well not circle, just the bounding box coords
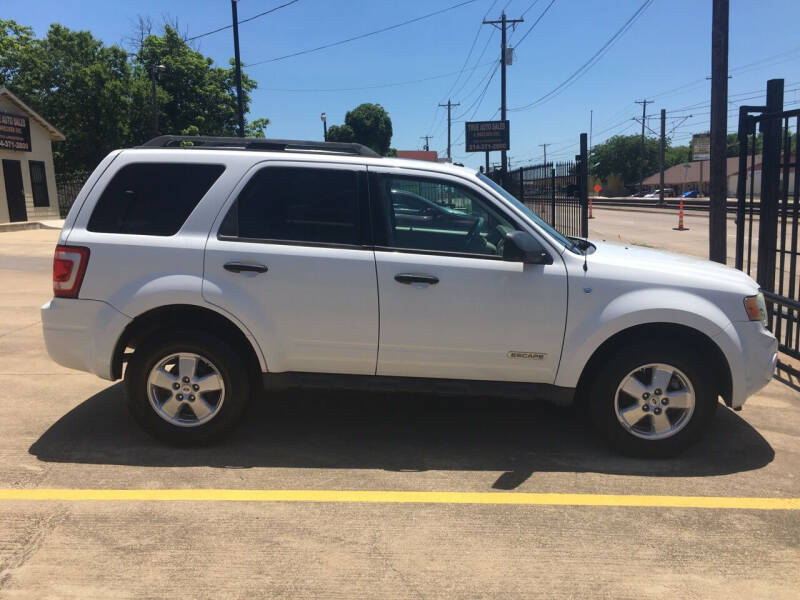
[2,160,27,222]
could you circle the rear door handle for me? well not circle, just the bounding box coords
[224,262,268,274]
[394,273,439,285]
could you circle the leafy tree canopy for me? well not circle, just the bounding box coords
[591,135,704,185]
[245,117,270,138]
[327,103,393,155]
[0,19,261,172]
[590,135,660,184]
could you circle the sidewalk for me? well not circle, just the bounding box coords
[0,219,64,233]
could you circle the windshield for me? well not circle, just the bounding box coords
[477,173,574,251]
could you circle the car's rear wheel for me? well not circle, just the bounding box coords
[588,342,718,457]
[125,330,250,445]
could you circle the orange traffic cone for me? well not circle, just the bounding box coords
[673,199,689,231]
[588,196,594,219]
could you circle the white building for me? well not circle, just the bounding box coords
[0,88,64,223]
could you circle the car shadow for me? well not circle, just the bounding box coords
[29,382,775,489]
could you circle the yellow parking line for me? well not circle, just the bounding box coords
[0,489,798,510]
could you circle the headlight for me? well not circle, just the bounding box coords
[744,292,768,327]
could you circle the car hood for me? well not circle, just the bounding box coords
[585,240,759,295]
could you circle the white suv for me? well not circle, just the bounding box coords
[42,136,778,456]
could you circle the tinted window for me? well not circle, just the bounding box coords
[377,175,517,256]
[222,166,360,245]
[88,163,224,235]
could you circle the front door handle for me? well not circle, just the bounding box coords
[224,262,268,274]
[394,273,439,285]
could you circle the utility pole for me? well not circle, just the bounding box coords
[438,99,461,160]
[635,99,652,193]
[709,0,729,264]
[485,151,490,173]
[420,135,432,151]
[231,0,245,137]
[589,109,593,156]
[538,143,549,164]
[483,11,524,173]
[659,108,666,206]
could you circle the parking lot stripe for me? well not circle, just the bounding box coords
[0,489,799,510]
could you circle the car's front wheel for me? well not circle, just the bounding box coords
[125,330,250,445]
[588,342,718,457]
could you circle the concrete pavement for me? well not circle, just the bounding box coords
[0,224,798,599]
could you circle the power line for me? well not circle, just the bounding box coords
[513,0,557,48]
[248,0,481,66]
[440,0,500,102]
[186,0,301,41]
[257,60,495,92]
[509,0,654,112]
[426,0,499,144]
[454,63,499,119]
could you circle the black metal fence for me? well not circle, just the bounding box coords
[490,133,589,238]
[735,79,800,390]
[55,171,90,218]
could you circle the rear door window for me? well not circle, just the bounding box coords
[219,166,361,246]
[88,163,225,235]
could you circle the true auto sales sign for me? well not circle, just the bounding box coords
[0,110,32,152]
[465,120,510,152]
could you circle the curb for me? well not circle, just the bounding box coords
[0,220,64,233]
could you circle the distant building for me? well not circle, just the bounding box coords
[643,156,747,197]
[643,154,795,197]
[0,88,64,223]
[396,150,441,162]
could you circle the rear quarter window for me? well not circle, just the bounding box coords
[87,163,225,235]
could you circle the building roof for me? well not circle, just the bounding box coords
[396,150,439,162]
[0,87,65,141]
[642,155,747,185]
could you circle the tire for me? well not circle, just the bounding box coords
[587,341,718,458]
[125,330,251,445]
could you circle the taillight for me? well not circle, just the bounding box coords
[53,245,90,298]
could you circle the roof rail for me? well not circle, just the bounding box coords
[139,135,382,158]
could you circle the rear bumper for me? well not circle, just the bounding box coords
[714,321,778,409]
[41,298,131,380]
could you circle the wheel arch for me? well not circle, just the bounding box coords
[574,322,733,407]
[112,304,265,382]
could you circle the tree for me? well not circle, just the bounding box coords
[326,124,354,143]
[1,21,134,172]
[0,19,262,173]
[326,103,393,155]
[129,25,257,143]
[245,118,270,138]
[589,134,660,185]
[665,144,690,168]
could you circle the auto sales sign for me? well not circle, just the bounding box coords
[0,110,32,152]
[465,120,509,152]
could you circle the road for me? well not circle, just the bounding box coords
[0,224,798,599]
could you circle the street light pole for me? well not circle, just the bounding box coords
[321,112,327,141]
[231,0,246,137]
[150,64,166,138]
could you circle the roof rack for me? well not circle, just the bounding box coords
[139,135,382,158]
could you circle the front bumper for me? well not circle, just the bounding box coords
[41,298,131,380]
[714,320,778,409]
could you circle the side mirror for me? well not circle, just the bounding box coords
[502,231,553,265]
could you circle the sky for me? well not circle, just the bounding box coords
[5,0,800,169]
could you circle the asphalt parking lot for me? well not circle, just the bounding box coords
[0,224,798,599]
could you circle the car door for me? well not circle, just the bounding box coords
[370,167,568,383]
[203,161,378,375]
